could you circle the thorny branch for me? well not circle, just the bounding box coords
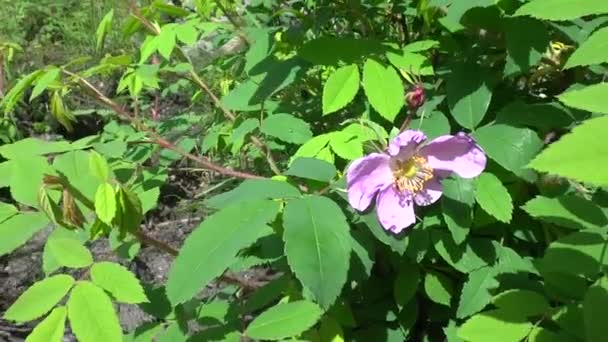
[61,69,263,180]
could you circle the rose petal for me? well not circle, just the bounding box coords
[388,130,427,160]
[420,133,486,179]
[376,186,416,233]
[346,153,392,211]
[414,178,443,206]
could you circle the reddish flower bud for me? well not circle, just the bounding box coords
[405,84,425,110]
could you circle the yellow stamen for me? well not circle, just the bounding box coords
[392,155,434,193]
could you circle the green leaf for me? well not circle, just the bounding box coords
[539,231,608,278]
[47,238,93,268]
[322,64,360,115]
[394,261,420,310]
[522,195,608,230]
[503,17,550,75]
[457,266,499,318]
[496,101,574,130]
[432,232,497,273]
[95,183,116,225]
[386,51,434,76]
[293,134,332,161]
[25,306,66,342]
[30,68,60,101]
[207,179,300,209]
[359,211,407,255]
[329,132,363,161]
[89,151,110,182]
[565,27,608,69]
[442,177,475,244]
[1,70,43,113]
[229,118,259,154]
[175,22,198,45]
[447,63,492,129]
[362,59,404,122]
[557,84,608,114]
[515,0,608,21]
[95,9,114,51]
[0,138,75,159]
[245,300,323,340]
[10,156,53,207]
[409,111,451,141]
[91,262,148,304]
[245,28,272,73]
[67,281,122,342]
[285,157,337,182]
[474,173,513,223]
[0,202,18,222]
[0,212,49,256]
[298,37,386,66]
[115,186,143,234]
[425,271,454,306]
[4,275,74,323]
[166,200,279,305]
[283,196,351,309]
[492,289,549,317]
[473,124,543,181]
[584,282,608,342]
[458,309,533,342]
[403,40,439,52]
[529,115,608,185]
[53,150,101,201]
[157,25,177,59]
[261,113,313,144]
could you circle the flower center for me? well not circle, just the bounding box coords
[392,155,434,193]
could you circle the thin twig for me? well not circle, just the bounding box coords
[188,71,282,175]
[62,68,263,180]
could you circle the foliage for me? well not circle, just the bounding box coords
[1,0,608,341]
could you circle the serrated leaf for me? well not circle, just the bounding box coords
[447,63,492,129]
[91,262,148,304]
[283,196,351,309]
[245,300,323,340]
[492,289,549,317]
[557,84,608,114]
[10,156,53,207]
[425,271,453,306]
[394,261,420,310]
[442,177,475,244]
[30,68,60,100]
[432,232,497,273]
[522,195,608,230]
[4,275,74,323]
[503,17,550,75]
[515,0,608,21]
[329,132,363,161]
[25,306,66,342]
[207,179,300,209]
[540,231,608,278]
[474,173,513,223]
[47,238,93,268]
[529,115,608,185]
[386,51,434,76]
[473,124,543,181]
[0,212,49,257]
[261,113,312,144]
[175,22,198,45]
[496,101,574,130]
[457,266,499,318]
[95,183,116,225]
[362,59,404,122]
[409,111,451,140]
[53,150,101,202]
[584,282,608,342]
[157,26,176,60]
[166,200,279,305]
[89,151,110,182]
[67,281,122,342]
[322,64,360,115]
[285,157,337,182]
[565,27,608,69]
[458,309,533,342]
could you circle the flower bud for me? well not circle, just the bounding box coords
[405,84,425,110]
